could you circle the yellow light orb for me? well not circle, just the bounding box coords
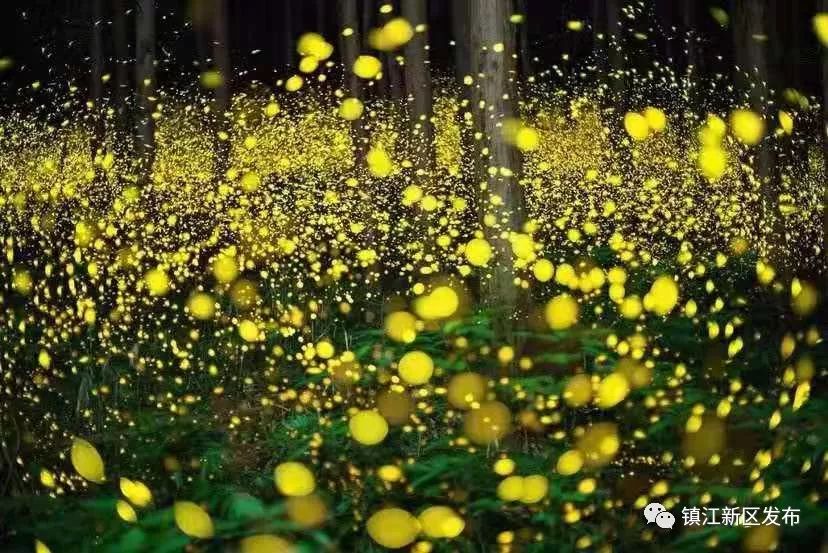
[616,357,653,389]
[414,286,459,320]
[493,458,516,476]
[383,18,415,48]
[643,106,667,132]
[11,268,32,295]
[510,233,535,259]
[514,126,540,151]
[212,254,239,283]
[144,268,170,296]
[447,372,488,409]
[286,494,327,528]
[378,464,403,482]
[398,350,434,385]
[298,55,319,73]
[463,401,512,445]
[296,32,333,60]
[120,477,153,508]
[353,55,382,79]
[544,293,579,330]
[238,319,261,343]
[367,146,393,177]
[532,259,555,282]
[285,75,304,92]
[556,449,584,475]
[624,112,650,141]
[366,508,420,548]
[814,14,828,46]
[698,146,728,182]
[338,97,364,120]
[349,410,389,445]
[264,102,280,117]
[730,109,765,146]
[316,340,335,359]
[384,311,418,343]
[520,475,549,504]
[187,292,215,320]
[240,172,261,192]
[200,70,224,89]
[377,390,413,425]
[497,476,525,501]
[116,500,137,523]
[619,295,642,319]
[465,238,492,267]
[791,281,818,317]
[274,462,316,497]
[563,374,593,407]
[418,506,465,539]
[71,438,105,483]
[647,275,679,315]
[174,501,214,539]
[596,373,630,409]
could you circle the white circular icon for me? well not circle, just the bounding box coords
[643,502,666,523]
[655,510,675,529]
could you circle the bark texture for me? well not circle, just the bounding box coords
[468,0,525,335]
[135,0,156,181]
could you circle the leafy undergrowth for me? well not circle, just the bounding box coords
[0,244,825,553]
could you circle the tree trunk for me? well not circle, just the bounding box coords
[733,0,781,262]
[193,0,232,178]
[592,0,625,102]
[112,0,130,119]
[135,0,156,182]
[211,0,231,116]
[379,1,405,100]
[451,0,470,81]
[515,0,532,77]
[680,0,698,104]
[338,0,366,156]
[211,0,232,178]
[89,0,104,122]
[315,0,327,34]
[90,0,107,195]
[402,0,433,168]
[281,0,294,69]
[468,0,525,335]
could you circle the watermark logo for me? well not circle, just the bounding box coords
[644,502,675,529]
[643,503,801,530]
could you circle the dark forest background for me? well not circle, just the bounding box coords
[0,0,823,102]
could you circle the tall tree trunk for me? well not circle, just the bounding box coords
[680,0,698,104]
[280,0,294,69]
[211,0,232,178]
[211,0,231,116]
[378,1,405,100]
[733,0,781,262]
[469,0,525,337]
[450,0,470,81]
[194,0,232,178]
[91,0,105,148]
[112,0,130,119]
[338,0,366,156]
[135,0,156,183]
[315,0,327,34]
[592,0,625,103]
[89,0,104,124]
[402,0,433,168]
[515,0,532,77]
